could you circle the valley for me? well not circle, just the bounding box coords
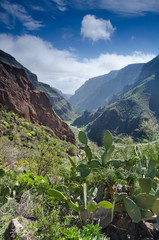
[1,50,159,239]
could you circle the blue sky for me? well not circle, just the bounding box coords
[0,0,158,93]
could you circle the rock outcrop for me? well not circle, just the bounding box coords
[0,49,76,121]
[0,60,76,144]
[4,217,37,240]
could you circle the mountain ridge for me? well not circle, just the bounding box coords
[69,63,143,113]
[86,55,159,145]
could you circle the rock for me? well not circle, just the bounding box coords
[0,60,76,145]
[16,191,35,220]
[4,217,37,240]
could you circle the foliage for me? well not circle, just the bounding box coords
[0,108,77,171]
[140,116,159,141]
[48,130,114,225]
[63,224,109,240]
[0,169,11,207]
[0,198,19,238]
[49,129,159,232]
[1,109,159,239]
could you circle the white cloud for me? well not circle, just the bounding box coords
[0,34,155,94]
[72,0,159,15]
[52,0,67,11]
[31,6,45,11]
[0,1,44,30]
[99,0,159,15]
[0,12,10,26]
[81,15,115,42]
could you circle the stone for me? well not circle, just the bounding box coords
[4,217,37,240]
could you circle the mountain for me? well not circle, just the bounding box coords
[0,50,76,121]
[69,63,144,113]
[55,88,73,100]
[0,60,76,145]
[35,82,76,121]
[72,107,104,128]
[87,55,159,145]
[69,70,118,113]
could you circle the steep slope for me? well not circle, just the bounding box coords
[87,55,159,145]
[0,50,76,121]
[69,64,143,113]
[69,70,118,112]
[72,107,104,128]
[36,82,76,121]
[0,60,76,145]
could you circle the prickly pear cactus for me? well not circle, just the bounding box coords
[124,197,141,223]
[78,131,88,145]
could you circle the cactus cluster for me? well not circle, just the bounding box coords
[48,130,113,223]
[114,147,159,226]
[48,130,159,229]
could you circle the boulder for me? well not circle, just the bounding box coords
[4,217,37,240]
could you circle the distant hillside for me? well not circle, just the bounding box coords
[69,70,118,113]
[72,107,104,128]
[87,55,159,145]
[0,50,76,121]
[69,63,143,113]
[55,88,73,100]
[36,82,76,121]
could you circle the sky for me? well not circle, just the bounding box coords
[0,0,158,94]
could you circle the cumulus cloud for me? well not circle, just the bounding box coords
[0,1,44,30]
[81,15,115,42]
[0,34,155,93]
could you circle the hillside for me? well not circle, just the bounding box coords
[87,55,159,145]
[0,50,76,121]
[0,60,76,144]
[72,107,104,128]
[69,70,118,113]
[69,63,143,113]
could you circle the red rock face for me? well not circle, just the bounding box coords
[0,60,76,145]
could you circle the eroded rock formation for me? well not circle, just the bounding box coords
[0,60,76,144]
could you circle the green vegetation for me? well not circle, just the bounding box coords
[87,74,159,145]
[71,55,159,146]
[0,108,77,172]
[1,108,159,239]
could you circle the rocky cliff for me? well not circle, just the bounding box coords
[0,60,76,145]
[0,50,76,121]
